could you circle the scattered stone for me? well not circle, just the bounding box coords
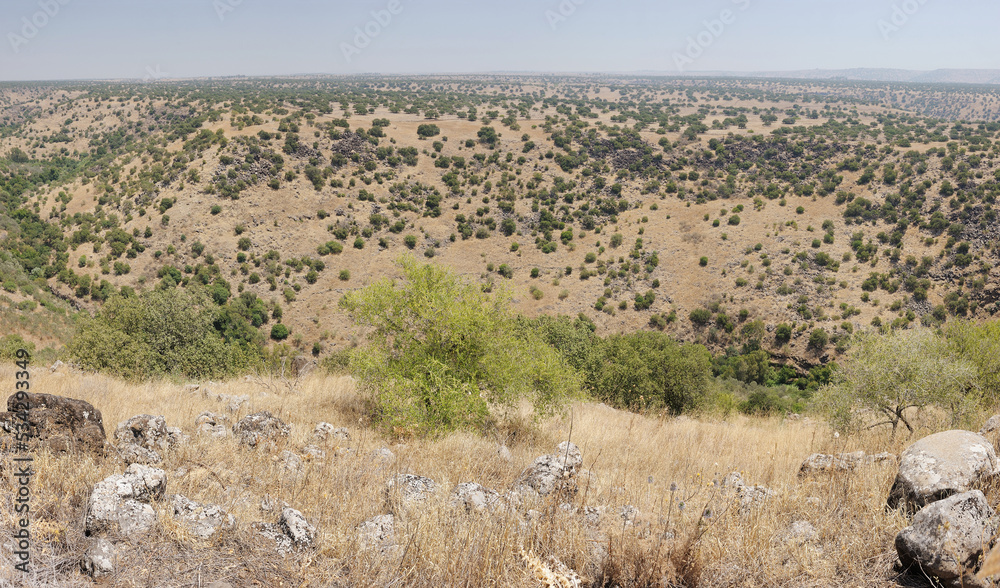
[357,514,395,550]
[786,520,818,545]
[386,473,438,511]
[170,494,235,539]
[798,451,896,477]
[720,471,775,510]
[980,415,1000,438]
[85,464,167,537]
[49,360,64,373]
[233,411,290,448]
[278,450,303,477]
[279,507,316,549]
[254,522,293,554]
[80,537,115,577]
[582,506,602,526]
[166,426,188,446]
[260,494,288,513]
[371,447,395,462]
[114,414,172,452]
[888,430,999,512]
[117,442,161,465]
[450,482,500,512]
[196,412,228,438]
[302,445,326,461]
[0,392,106,456]
[515,442,583,497]
[896,490,997,588]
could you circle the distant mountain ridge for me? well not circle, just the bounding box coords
[661,68,1000,85]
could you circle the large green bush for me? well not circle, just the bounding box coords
[70,288,262,380]
[945,320,1000,405]
[339,257,580,436]
[583,331,712,414]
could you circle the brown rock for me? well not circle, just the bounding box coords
[0,392,106,456]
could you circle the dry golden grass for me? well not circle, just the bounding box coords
[0,365,964,587]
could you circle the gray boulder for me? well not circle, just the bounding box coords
[386,473,438,512]
[233,411,290,448]
[888,430,999,512]
[117,442,162,465]
[196,412,228,438]
[115,414,172,452]
[450,482,500,512]
[313,422,349,442]
[798,451,896,477]
[171,494,235,539]
[80,537,115,577]
[896,490,997,588]
[279,507,316,548]
[515,442,583,497]
[357,514,395,550]
[0,392,106,456]
[85,464,166,537]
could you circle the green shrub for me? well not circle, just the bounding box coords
[339,257,580,436]
[808,328,829,350]
[583,331,711,414]
[775,323,793,344]
[689,308,712,326]
[270,324,290,341]
[0,334,35,361]
[69,289,261,380]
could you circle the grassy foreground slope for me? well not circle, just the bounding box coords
[0,364,937,587]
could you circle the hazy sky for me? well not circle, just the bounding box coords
[0,0,997,81]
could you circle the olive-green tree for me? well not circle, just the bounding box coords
[339,256,580,436]
[817,328,977,437]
